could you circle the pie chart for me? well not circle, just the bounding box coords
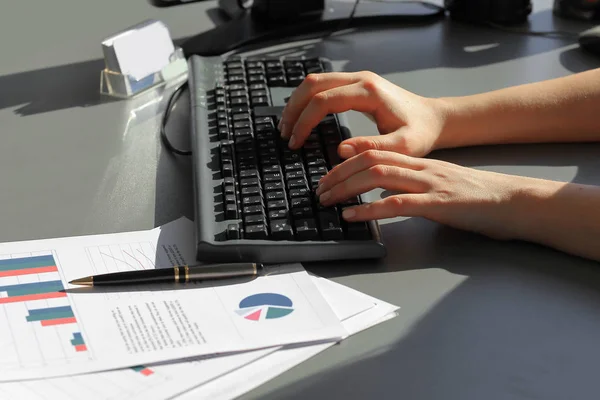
[236,293,294,321]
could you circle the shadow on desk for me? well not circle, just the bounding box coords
[3,9,599,117]
[256,217,600,400]
[0,36,193,117]
[230,9,599,77]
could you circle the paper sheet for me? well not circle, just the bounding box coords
[0,259,385,400]
[0,218,345,381]
[177,278,399,400]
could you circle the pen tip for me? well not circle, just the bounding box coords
[70,277,94,286]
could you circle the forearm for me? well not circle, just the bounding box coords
[436,68,600,149]
[508,177,600,262]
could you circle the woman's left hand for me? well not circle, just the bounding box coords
[316,149,531,241]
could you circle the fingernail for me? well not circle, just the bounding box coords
[288,135,296,148]
[277,118,283,131]
[319,191,331,203]
[342,208,356,219]
[339,144,356,157]
[280,123,287,138]
[316,184,325,196]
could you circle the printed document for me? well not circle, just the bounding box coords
[0,218,345,381]
[0,262,396,400]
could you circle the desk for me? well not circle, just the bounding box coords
[2,0,600,398]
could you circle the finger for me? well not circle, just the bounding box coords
[288,83,377,149]
[316,150,423,196]
[338,128,408,159]
[318,165,429,207]
[340,194,431,221]
[279,72,363,138]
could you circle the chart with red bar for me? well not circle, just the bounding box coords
[0,252,91,369]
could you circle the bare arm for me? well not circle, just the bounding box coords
[437,68,600,149]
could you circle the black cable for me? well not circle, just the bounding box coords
[329,0,445,37]
[160,81,192,156]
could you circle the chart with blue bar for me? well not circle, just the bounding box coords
[0,251,91,369]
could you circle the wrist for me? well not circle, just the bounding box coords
[430,96,468,151]
[507,177,564,243]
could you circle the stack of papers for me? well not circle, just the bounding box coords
[0,217,399,399]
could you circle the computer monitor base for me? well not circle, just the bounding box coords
[181,1,446,57]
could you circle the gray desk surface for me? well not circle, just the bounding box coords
[2,0,600,398]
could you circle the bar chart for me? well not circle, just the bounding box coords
[0,251,91,369]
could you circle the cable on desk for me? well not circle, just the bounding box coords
[326,1,445,38]
[161,81,192,156]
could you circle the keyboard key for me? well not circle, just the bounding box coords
[247,68,264,75]
[287,75,305,87]
[268,76,287,86]
[309,166,328,176]
[266,190,285,201]
[233,113,250,121]
[292,207,313,219]
[250,89,268,98]
[285,162,304,172]
[270,219,294,240]
[267,200,287,211]
[326,145,342,167]
[251,96,270,107]
[318,209,344,240]
[346,221,371,240]
[242,195,263,206]
[264,173,282,183]
[222,181,236,195]
[227,223,241,239]
[245,224,268,239]
[222,161,234,178]
[241,186,261,196]
[295,219,319,241]
[254,116,273,125]
[264,181,283,191]
[285,171,305,180]
[307,158,326,168]
[243,205,263,216]
[244,214,266,226]
[240,170,259,179]
[241,177,260,187]
[291,197,311,209]
[289,187,310,198]
[225,203,238,220]
[288,179,307,190]
[268,209,288,220]
[249,83,267,90]
[246,61,263,69]
[229,89,247,98]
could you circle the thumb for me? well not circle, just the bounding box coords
[338,131,407,159]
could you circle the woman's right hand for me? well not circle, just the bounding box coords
[278,71,451,158]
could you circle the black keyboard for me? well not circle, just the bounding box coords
[188,54,386,264]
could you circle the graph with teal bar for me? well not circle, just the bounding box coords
[131,365,155,376]
[0,251,92,369]
[26,305,76,326]
[70,332,87,352]
[0,255,58,278]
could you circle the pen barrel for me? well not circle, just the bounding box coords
[90,263,259,285]
[186,263,258,282]
[93,268,174,285]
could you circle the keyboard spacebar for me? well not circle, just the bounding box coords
[253,106,285,118]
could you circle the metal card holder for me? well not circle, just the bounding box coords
[100,47,187,99]
[99,20,188,99]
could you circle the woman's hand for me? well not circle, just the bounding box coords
[316,149,533,241]
[278,71,450,158]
